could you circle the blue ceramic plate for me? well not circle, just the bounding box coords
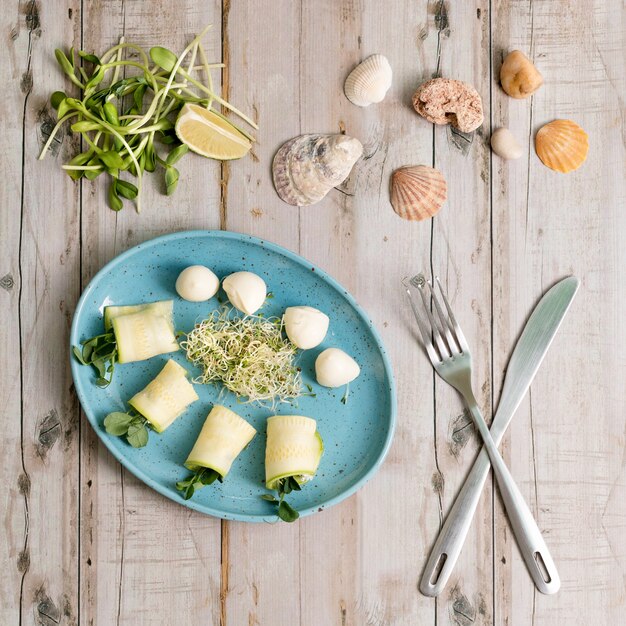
[70,231,396,521]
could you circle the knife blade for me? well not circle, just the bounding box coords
[419,275,579,597]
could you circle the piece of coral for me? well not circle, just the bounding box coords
[412,78,483,133]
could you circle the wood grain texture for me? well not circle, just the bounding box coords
[492,1,626,625]
[0,0,624,624]
[3,2,82,625]
[78,2,223,625]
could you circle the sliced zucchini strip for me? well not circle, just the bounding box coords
[265,415,323,490]
[128,359,199,433]
[104,300,174,330]
[185,405,256,477]
[112,309,179,363]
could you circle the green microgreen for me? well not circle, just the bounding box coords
[176,467,223,500]
[40,26,256,213]
[104,410,150,448]
[72,331,118,387]
[180,307,303,406]
[341,383,350,405]
[261,476,301,522]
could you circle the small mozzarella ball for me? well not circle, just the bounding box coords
[283,306,330,349]
[222,271,267,315]
[490,127,523,160]
[315,348,360,388]
[175,265,220,302]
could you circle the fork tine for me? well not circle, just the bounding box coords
[435,277,469,353]
[404,284,441,364]
[426,279,461,354]
[416,280,451,360]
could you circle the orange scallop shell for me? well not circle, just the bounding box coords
[535,120,589,173]
[390,165,447,221]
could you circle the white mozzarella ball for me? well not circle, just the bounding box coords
[315,348,360,388]
[283,306,329,349]
[222,271,267,315]
[175,265,220,302]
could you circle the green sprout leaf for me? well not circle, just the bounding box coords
[127,418,150,448]
[260,476,301,522]
[99,150,125,170]
[176,467,223,500]
[165,165,179,195]
[71,120,102,133]
[166,143,189,166]
[78,50,101,65]
[115,179,138,200]
[50,91,67,110]
[54,48,75,74]
[73,331,118,386]
[104,412,150,447]
[85,65,106,90]
[104,412,135,436]
[277,500,299,523]
[108,182,124,211]
[150,46,178,72]
[102,101,120,126]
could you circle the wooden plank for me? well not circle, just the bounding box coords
[79,2,223,624]
[3,2,79,624]
[492,0,626,624]
[1,1,83,624]
[0,1,48,622]
[294,2,440,624]
[427,2,495,624]
[222,2,303,624]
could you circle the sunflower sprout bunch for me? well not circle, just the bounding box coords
[39,25,257,212]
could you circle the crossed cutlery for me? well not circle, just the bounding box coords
[405,274,579,596]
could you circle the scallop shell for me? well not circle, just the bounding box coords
[272,134,363,206]
[390,165,447,221]
[535,120,588,173]
[344,54,392,107]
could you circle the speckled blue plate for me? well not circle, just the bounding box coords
[70,230,396,521]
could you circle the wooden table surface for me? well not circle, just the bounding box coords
[2,1,625,624]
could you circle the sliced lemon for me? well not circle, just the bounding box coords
[175,103,252,160]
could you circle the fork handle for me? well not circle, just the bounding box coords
[467,401,561,595]
[419,444,492,596]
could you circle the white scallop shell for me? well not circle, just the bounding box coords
[272,134,363,206]
[344,54,392,107]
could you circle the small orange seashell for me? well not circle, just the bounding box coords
[390,165,447,221]
[535,120,589,173]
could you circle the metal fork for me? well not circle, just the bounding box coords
[405,274,560,595]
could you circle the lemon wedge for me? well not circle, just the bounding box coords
[175,103,252,160]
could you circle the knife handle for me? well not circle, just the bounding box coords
[467,402,561,595]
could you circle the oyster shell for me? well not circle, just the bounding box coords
[390,165,447,221]
[535,120,589,173]
[272,134,363,206]
[344,54,392,107]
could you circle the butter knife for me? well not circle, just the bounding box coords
[419,276,579,597]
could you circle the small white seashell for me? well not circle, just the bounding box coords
[490,127,523,160]
[272,134,363,206]
[344,54,393,107]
